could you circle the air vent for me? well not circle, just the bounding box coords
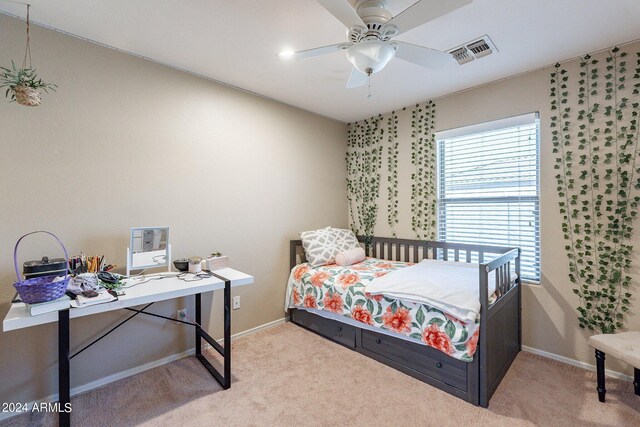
[448,35,498,65]
[450,47,474,65]
[467,39,492,58]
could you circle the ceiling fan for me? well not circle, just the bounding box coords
[279,0,473,89]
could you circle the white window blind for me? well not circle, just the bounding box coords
[436,113,540,282]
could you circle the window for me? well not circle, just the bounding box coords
[436,113,540,282]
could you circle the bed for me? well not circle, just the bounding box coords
[287,236,521,407]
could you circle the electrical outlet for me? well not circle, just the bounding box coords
[177,308,187,320]
[233,296,240,310]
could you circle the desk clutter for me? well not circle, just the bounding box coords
[173,254,230,272]
[11,230,232,317]
[68,254,116,274]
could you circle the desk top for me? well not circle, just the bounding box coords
[3,268,253,332]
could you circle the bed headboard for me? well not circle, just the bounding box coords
[289,236,516,270]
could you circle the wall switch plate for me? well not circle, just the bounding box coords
[177,308,187,320]
[233,296,240,310]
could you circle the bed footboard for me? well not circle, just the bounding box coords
[478,247,521,406]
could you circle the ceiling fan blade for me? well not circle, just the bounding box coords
[346,68,368,89]
[283,43,350,61]
[394,41,452,69]
[317,0,366,28]
[387,0,473,35]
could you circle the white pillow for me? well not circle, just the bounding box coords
[300,227,360,267]
[335,247,366,266]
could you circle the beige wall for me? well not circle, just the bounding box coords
[0,14,347,405]
[358,44,640,377]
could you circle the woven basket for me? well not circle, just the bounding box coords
[13,231,69,304]
[14,85,41,107]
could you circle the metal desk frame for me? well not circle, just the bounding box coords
[53,274,231,427]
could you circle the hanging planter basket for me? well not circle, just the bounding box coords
[13,85,41,107]
[0,5,56,106]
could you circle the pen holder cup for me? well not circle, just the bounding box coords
[13,231,70,304]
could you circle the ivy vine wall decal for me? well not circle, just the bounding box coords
[347,114,384,245]
[386,111,399,236]
[551,47,639,333]
[410,101,437,240]
[346,101,437,243]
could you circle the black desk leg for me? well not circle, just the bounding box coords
[193,279,232,389]
[58,309,71,427]
[595,349,606,402]
[224,280,231,389]
[195,293,202,357]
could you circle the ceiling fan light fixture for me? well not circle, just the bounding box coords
[346,41,397,74]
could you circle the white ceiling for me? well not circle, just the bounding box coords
[2,0,640,122]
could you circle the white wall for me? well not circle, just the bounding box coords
[0,14,347,405]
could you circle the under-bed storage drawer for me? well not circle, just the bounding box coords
[291,309,356,348]
[361,329,467,391]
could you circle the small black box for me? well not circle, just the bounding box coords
[23,256,67,279]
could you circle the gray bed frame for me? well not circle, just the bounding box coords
[289,236,521,407]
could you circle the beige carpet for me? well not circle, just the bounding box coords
[2,322,639,426]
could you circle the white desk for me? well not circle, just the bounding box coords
[3,268,253,427]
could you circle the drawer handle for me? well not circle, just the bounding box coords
[376,338,381,344]
[338,326,342,332]
[436,362,443,369]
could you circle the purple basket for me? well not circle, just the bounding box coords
[13,231,70,304]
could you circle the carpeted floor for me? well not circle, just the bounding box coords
[2,322,639,426]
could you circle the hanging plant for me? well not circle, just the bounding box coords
[386,111,399,236]
[1,5,57,106]
[410,101,437,240]
[551,47,639,333]
[346,115,384,246]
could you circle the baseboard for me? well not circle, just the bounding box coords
[0,316,286,422]
[522,345,633,382]
[227,317,286,340]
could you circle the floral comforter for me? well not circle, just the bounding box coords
[286,257,480,362]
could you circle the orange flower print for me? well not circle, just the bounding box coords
[323,293,343,314]
[351,305,373,325]
[303,293,317,309]
[375,262,393,269]
[310,271,330,287]
[365,292,383,302]
[466,328,480,356]
[382,307,412,333]
[338,273,360,289]
[374,272,388,278]
[294,265,310,281]
[292,287,301,305]
[422,323,454,355]
[351,265,369,271]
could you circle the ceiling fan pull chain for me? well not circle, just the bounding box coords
[22,4,32,70]
[367,72,372,99]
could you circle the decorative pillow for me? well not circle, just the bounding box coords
[300,227,334,267]
[329,228,360,253]
[300,227,360,267]
[335,247,366,266]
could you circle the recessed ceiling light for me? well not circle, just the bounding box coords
[278,49,296,61]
